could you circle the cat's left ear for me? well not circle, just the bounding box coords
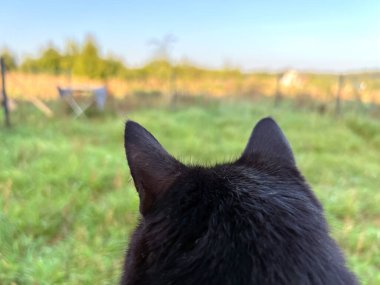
[124,121,183,215]
[238,117,295,166]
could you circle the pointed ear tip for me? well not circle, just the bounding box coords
[259,116,276,123]
[125,120,144,136]
[255,116,279,128]
[124,120,144,147]
[124,121,164,154]
[125,120,139,131]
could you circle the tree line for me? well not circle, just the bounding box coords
[1,36,126,79]
[1,36,243,80]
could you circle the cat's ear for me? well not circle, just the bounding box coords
[238,117,295,166]
[124,121,183,215]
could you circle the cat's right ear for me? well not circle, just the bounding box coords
[124,121,183,215]
[237,117,295,167]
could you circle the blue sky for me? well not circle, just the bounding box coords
[1,1,379,72]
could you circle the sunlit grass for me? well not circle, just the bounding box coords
[0,99,379,284]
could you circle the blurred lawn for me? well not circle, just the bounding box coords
[0,99,379,284]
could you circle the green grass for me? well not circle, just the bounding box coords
[1,99,379,284]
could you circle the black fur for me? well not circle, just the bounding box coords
[121,118,358,285]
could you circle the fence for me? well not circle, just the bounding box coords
[1,57,11,127]
[274,70,380,115]
[2,69,380,118]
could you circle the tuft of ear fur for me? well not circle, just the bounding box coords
[124,121,183,215]
[238,117,295,166]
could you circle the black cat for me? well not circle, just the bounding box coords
[121,117,358,285]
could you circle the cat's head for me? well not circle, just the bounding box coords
[124,117,308,217]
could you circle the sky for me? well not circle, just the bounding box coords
[1,0,379,72]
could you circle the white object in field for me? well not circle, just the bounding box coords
[57,86,108,117]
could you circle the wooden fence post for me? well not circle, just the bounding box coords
[1,57,10,127]
[335,74,344,116]
[170,66,178,107]
[274,73,282,107]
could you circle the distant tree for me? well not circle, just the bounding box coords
[61,39,80,73]
[39,45,62,74]
[99,56,127,79]
[148,34,177,61]
[20,44,62,74]
[0,48,17,71]
[20,57,37,73]
[18,36,129,79]
[143,59,172,79]
[72,36,101,78]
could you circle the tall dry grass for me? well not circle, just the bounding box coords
[5,71,380,104]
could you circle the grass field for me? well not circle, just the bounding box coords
[1,98,380,284]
